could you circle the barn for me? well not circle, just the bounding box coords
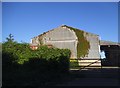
[31,25,100,58]
[30,25,120,67]
[100,40,120,66]
[30,25,102,67]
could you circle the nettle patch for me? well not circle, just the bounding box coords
[63,25,90,58]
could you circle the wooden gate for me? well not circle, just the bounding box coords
[70,58,101,70]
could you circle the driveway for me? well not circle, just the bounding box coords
[55,68,120,86]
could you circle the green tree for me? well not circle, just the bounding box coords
[6,34,14,42]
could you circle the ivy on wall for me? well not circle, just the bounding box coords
[38,36,43,45]
[37,25,90,58]
[62,25,90,58]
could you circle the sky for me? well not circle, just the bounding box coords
[2,2,118,43]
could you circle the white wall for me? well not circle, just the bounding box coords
[41,26,78,58]
[84,32,100,59]
[31,26,100,59]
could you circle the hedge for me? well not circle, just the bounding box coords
[2,41,71,86]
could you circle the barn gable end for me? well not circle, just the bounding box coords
[31,25,100,59]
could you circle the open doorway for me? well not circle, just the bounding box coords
[100,45,120,66]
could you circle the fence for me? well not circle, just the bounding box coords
[69,58,101,70]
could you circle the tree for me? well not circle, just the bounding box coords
[6,34,14,42]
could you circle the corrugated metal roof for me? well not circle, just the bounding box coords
[100,40,120,46]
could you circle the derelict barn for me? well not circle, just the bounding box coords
[31,25,101,67]
[31,25,100,59]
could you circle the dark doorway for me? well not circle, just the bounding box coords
[100,45,120,66]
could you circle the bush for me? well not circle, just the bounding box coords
[2,42,71,86]
[69,59,79,69]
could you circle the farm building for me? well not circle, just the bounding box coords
[30,25,120,67]
[30,25,100,59]
[100,40,120,66]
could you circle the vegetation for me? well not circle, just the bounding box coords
[0,43,2,52]
[2,34,71,86]
[62,25,90,58]
[69,59,79,69]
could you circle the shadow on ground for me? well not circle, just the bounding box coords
[48,68,120,86]
[3,67,120,87]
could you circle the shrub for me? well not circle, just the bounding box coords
[69,59,79,69]
[2,42,32,64]
[29,46,71,73]
[2,41,71,86]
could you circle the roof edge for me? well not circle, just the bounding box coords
[100,40,120,46]
[32,24,99,39]
[60,25,99,36]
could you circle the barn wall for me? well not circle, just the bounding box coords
[40,26,78,58]
[31,36,39,44]
[31,26,101,59]
[84,33,100,59]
